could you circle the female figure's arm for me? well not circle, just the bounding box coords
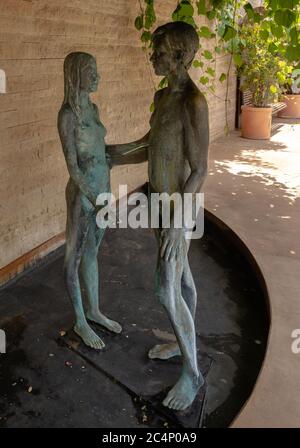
[58,107,97,206]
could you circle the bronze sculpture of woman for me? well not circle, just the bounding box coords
[57,52,123,349]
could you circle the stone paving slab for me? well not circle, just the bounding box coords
[204,118,300,427]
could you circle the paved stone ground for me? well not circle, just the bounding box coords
[204,118,300,427]
[0,217,268,428]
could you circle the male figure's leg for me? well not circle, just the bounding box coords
[148,236,197,360]
[153,229,203,410]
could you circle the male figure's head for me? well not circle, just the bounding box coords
[150,21,199,76]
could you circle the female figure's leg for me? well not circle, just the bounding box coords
[80,215,122,333]
[64,180,105,349]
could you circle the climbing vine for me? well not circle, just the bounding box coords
[135,0,300,131]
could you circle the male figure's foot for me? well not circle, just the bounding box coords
[87,310,122,334]
[74,322,105,350]
[163,370,204,411]
[148,342,181,360]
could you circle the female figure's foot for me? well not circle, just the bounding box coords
[163,370,204,411]
[74,322,105,350]
[87,310,122,334]
[148,342,181,360]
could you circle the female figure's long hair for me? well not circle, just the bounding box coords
[62,52,95,125]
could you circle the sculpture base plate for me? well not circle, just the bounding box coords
[61,324,212,428]
[140,382,208,428]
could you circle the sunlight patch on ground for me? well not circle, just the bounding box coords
[214,123,300,201]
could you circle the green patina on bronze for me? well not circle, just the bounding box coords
[58,20,209,412]
[58,52,146,350]
[108,22,209,411]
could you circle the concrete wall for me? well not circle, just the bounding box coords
[0,0,236,270]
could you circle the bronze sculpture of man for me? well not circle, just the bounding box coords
[108,21,209,411]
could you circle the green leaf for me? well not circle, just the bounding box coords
[158,77,168,89]
[198,26,212,39]
[223,25,237,42]
[215,46,222,54]
[193,60,204,68]
[271,23,284,39]
[178,0,194,16]
[244,3,254,19]
[278,43,285,54]
[197,0,207,15]
[278,0,295,8]
[269,0,279,11]
[199,76,209,85]
[290,27,299,46]
[277,72,287,84]
[172,0,194,21]
[253,12,263,23]
[183,15,197,27]
[274,9,296,28]
[233,53,243,67]
[217,22,226,38]
[206,67,215,77]
[285,44,300,62]
[219,73,227,82]
[203,50,213,60]
[144,2,156,30]
[268,42,278,54]
[134,15,144,31]
[228,36,240,53]
[172,0,197,29]
[211,0,224,7]
[141,31,152,43]
[259,29,269,40]
[207,10,217,20]
[261,20,270,31]
[270,85,278,94]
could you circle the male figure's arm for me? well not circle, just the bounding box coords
[160,92,209,261]
[183,93,209,194]
[106,133,149,166]
[92,102,148,166]
[172,92,209,227]
[106,88,166,166]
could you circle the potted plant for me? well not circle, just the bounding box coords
[278,68,300,118]
[238,23,289,140]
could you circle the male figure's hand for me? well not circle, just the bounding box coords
[160,228,187,262]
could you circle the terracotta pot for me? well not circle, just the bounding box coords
[241,105,272,140]
[278,94,300,118]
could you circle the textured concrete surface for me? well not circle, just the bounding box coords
[0,219,268,428]
[0,0,236,269]
[204,118,300,427]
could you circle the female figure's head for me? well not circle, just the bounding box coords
[62,52,99,122]
[151,22,199,76]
